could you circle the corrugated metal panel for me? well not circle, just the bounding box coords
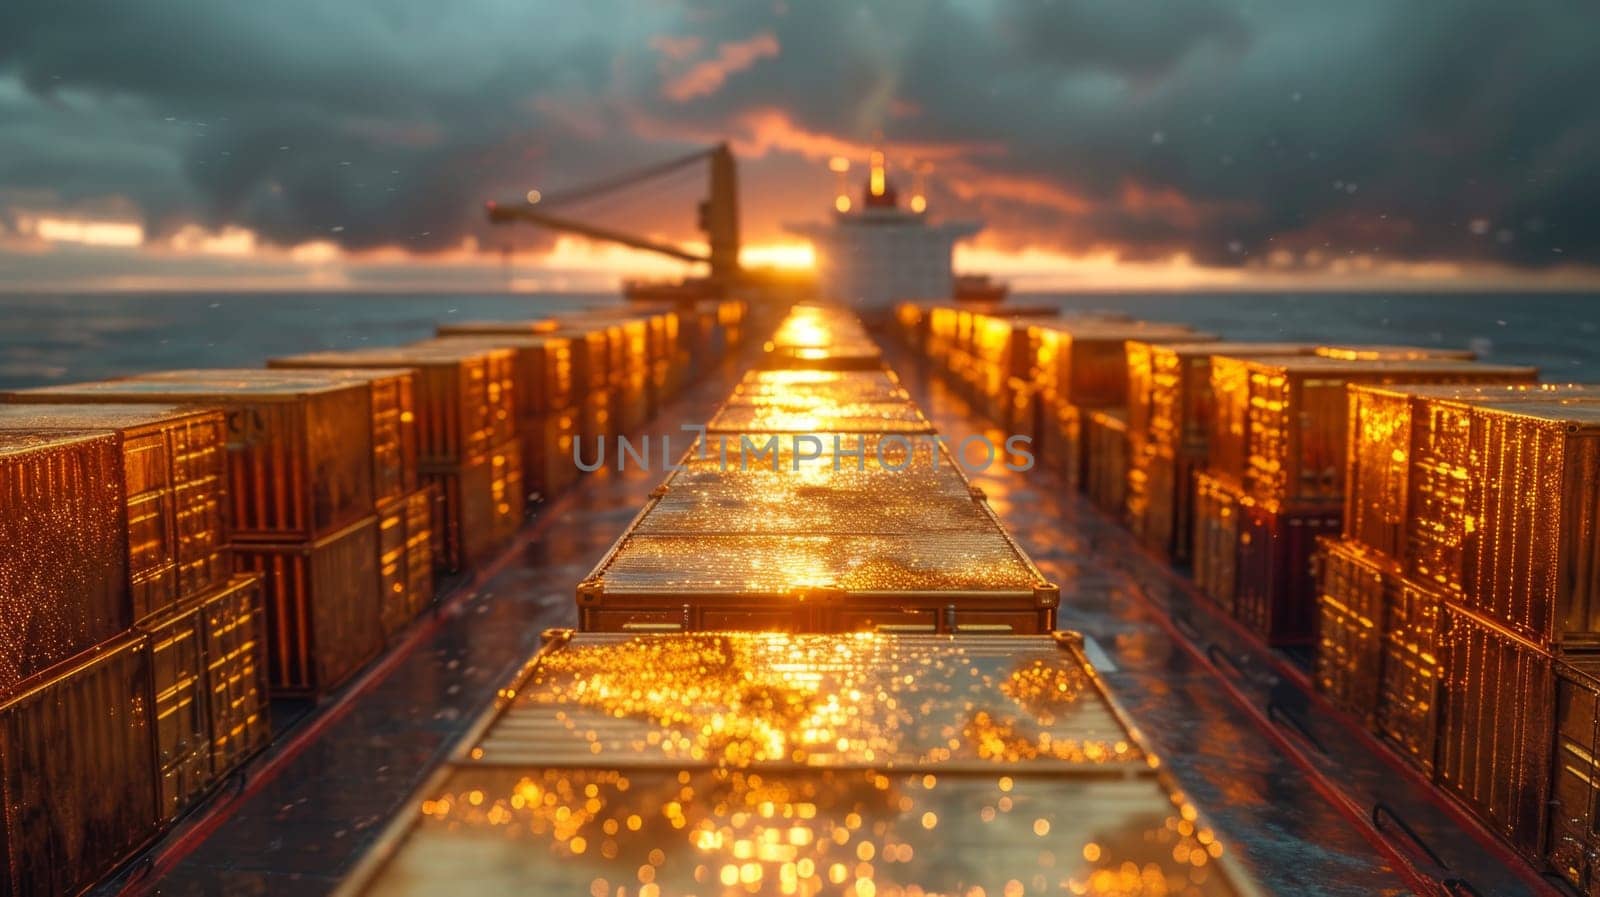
[418,438,523,571]
[232,517,383,696]
[0,430,128,692]
[1313,538,1396,720]
[0,635,157,897]
[1233,500,1341,646]
[202,574,270,773]
[8,375,376,542]
[139,602,210,822]
[1085,408,1128,517]
[1548,655,1600,896]
[1239,358,1537,509]
[269,345,515,468]
[401,488,435,620]
[377,499,410,639]
[0,403,229,618]
[420,333,575,417]
[1435,601,1554,858]
[334,632,1263,897]
[1193,471,1241,610]
[1375,576,1445,773]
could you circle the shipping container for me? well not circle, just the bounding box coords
[577,387,612,447]
[424,333,576,417]
[1132,341,1319,458]
[524,408,577,498]
[199,574,270,774]
[1313,538,1398,720]
[1029,321,1205,409]
[634,435,985,536]
[1039,394,1084,489]
[1238,357,1538,509]
[1549,654,1600,896]
[1346,382,1600,568]
[0,403,229,620]
[7,375,376,543]
[377,498,410,639]
[1233,499,1341,646]
[1085,407,1129,518]
[1459,401,1600,648]
[1128,443,1201,563]
[1193,472,1242,610]
[269,344,515,468]
[1375,576,1444,773]
[418,438,523,572]
[139,601,210,822]
[232,516,383,696]
[333,631,1264,897]
[0,430,128,692]
[1315,344,1478,362]
[0,635,157,897]
[401,488,436,619]
[580,529,1059,634]
[1435,601,1555,858]
[553,316,631,382]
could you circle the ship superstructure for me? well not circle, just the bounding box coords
[787,150,982,311]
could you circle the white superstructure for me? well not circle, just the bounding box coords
[786,151,982,311]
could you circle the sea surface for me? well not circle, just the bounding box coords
[1,290,1598,389]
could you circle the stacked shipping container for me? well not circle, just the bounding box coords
[579,305,1059,635]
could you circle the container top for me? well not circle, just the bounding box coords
[1314,344,1477,361]
[1145,341,1320,360]
[334,632,1262,897]
[0,427,119,459]
[0,402,217,432]
[482,632,1142,770]
[637,442,984,536]
[1028,319,1201,340]
[8,374,367,402]
[423,332,572,350]
[587,531,1048,596]
[1349,381,1600,403]
[269,343,514,368]
[732,369,907,404]
[135,367,415,387]
[433,318,560,336]
[1470,399,1600,426]
[1229,355,1538,378]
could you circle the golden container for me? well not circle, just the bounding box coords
[0,634,157,897]
[199,574,270,775]
[1235,357,1538,509]
[0,403,229,620]
[418,437,523,572]
[1549,654,1600,895]
[1085,407,1129,518]
[1192,470,1243,611]
[232,516,383,697]
[8,374,377,543]
[137,367,419,510]
[269,344,515,468]
[139,599,210,822]
[377,497,410,639]
[332,630,1265,897]
[1029,321,1206,409]
[1376,576,1446,774]
[0,430,128,692]
[1315,344,1478,362]
[422,333,575,416]
[401,487,436,620]
[1435,601,1555,859]
[1312,537,1399,721]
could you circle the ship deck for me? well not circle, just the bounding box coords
[127,340,1554,897]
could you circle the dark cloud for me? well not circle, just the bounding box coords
[1,0,1596,271]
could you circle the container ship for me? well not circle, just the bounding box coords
[0,146,1596,897]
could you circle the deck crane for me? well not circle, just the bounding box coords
[486,142,741,288]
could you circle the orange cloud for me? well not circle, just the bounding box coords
[662,33,780,102]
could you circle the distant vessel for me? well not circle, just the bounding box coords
[787,150,1002,311]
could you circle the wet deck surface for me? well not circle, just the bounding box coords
[135,343,1547,897]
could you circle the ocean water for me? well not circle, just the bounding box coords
[0,290,1597,390]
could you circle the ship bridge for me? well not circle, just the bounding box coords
[786,149,982,311]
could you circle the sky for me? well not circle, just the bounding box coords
[1,0,1598,292]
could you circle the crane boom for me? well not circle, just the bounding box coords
[487,142,740,285]
[486,204,708,264]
